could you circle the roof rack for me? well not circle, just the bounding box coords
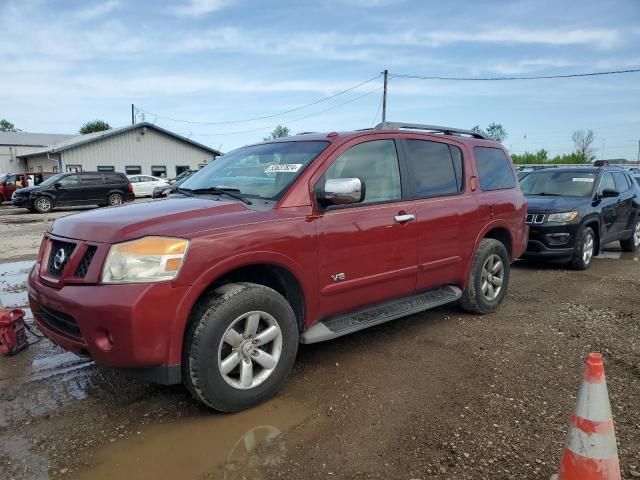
[374,122,489,140]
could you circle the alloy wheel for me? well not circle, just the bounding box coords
[634,220,640,247]
[481,254,504,301]
[583,232,594,265]
[109,194,123,206]
[36,198,51,212]
[218,311,283,390]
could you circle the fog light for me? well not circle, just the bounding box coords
[546,233,570,246]
[95,329,114,351]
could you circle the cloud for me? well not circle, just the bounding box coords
[170,0,232,16]
[75,0,120,20]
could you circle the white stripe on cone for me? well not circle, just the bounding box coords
[574,381,613,422]
[566,427,618,459]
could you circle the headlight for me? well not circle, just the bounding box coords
[547,211,578,223]
[101,236,189,284]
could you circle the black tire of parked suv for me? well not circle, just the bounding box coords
[107,193,123,207]
[460,238,510,314]
[569,226,595,270]
[33,197,53,213]
[182,282,299,412]
[620,215,640,252]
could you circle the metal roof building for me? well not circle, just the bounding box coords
[15,123,221,178]
[0,132,75,174]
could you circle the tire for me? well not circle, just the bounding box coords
[183,282,299,412]
[569,226,595,270]
[460,238,510,314]
[107,193,123,207]
[33,197,53,213]
[620,215,640,252]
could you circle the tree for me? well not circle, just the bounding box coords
[572,129,596,163]
[79,119,111,134]
[0,119,21,132]
[263,125,290,141]
[471,123,507,143]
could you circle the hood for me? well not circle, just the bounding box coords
[525,195,591,213]
[50,197,262,243]
[12,185,40,195]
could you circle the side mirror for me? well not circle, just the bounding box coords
[317,178,365,206]
[54,182,61,189]
[601,188,619,198]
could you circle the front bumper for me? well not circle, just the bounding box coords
[28,264,189,383]
[522,222,580,259]
[12,196,30,207]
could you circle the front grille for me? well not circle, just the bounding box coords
[74,246,97,277]
[47,240,76,277]
[39,304,82,338]
[526,213,545,225]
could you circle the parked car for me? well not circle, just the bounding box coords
[28,122,527,411]
[633,175,640,187]
[520,167,640,269]
[170,169,195,184]
[12,171,134,213]
[152,172,194,198]
[127,175,169,197]
[0,172,56,203]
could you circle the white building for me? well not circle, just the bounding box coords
[0,132,75,174]
[15,123,221,178]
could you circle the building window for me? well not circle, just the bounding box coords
[151,165,167,178]
[175,165,190,176]
[125,165,142,175]
[66,164,83,173]
[52,165,59,173]
[97,166,115,172]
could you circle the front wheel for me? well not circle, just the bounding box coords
[183,283,299,412]
[620,216,640,252]
[569,226,595,270]
[33,197,53,213]
[460,238,510,314]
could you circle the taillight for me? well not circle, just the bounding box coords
[127,183,133,192]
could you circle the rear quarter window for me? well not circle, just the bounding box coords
[105,173,126,183]
[474,147,516,191]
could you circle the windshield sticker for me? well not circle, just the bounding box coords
[265,164,303,173]
[572,178,594,183]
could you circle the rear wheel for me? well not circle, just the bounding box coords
[107,193,123,206]
[620,216,640,252]
[33,197,53,213]
[460,238,510,314]
[569,226,595,270]
[183,283,299,412]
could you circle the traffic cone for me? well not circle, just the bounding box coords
[551,352,621,480]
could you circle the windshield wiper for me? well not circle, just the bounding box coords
[534,192,563,196]
[178,187,252,205]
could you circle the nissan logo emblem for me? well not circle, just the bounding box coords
[53,248,67,270]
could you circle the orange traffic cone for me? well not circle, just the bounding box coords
[551,352,621,480]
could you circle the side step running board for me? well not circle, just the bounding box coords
[300,285,462,344]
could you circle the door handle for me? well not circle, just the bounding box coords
[394,213,415,223]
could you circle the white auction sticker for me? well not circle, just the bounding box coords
[265,164,303,173]
[572,177,594,183]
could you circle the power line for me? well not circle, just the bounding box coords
[370,94,384,127]
[191,86,383,137]
[139,74,381,126]
[389,68,640,81]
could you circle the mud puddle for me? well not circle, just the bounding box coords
[595,249,639,261]
[73,398,309,480]
[0,260,33,308]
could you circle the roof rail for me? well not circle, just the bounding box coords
[374,122,489,140]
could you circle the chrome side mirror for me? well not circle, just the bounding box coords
[318,178,365,206]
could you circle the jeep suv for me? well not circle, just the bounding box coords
[27,123,527,411]
[520,166,640,269]
[12,171,135,213]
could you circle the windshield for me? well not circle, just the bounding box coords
[0,174,6,184]
[180,141,330,200]
[520,170,597,197]
[38,173,66,187]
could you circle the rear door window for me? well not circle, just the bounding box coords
[403,139,463,198]
[81,173,103,185]
[474,147,516,191]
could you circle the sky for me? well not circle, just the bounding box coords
[1,0,639,159]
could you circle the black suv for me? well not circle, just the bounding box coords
[520,167,640,269]
[12,171,135,213]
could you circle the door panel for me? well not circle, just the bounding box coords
[598,173,620,241]
[316,202,418,318]
[54,174,83,205]
[613,172,633,236]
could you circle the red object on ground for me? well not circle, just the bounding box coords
[551,352,621,480]
[0,308,28,356]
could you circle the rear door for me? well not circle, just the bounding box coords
[400,137,478,290]
[612,171,634,237]
[597,172,620,241]
[79,173,106,202]
[313,138,418,318]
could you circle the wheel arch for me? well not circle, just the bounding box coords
[581,216,601,255]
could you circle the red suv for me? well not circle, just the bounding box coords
[28,123,527,411]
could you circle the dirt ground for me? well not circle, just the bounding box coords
[0,203,639,480]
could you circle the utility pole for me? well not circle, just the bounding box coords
[381,69,388,123]
[131,104,135,125]
[601,138,605,161]
[637,139,639,165]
